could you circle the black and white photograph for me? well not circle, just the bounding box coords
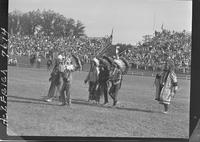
[5,0,192,139]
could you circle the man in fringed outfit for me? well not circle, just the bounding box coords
[84,58,100,103]
[96,64,110,105]
[157,61,178,114]
[109,63,122,106]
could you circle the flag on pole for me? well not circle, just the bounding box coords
[95,29,114,57]
[16,16,21,35]
[161,24,164,30]
[105,28,113,47]
[109,28,113,44]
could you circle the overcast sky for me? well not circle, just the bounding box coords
[9,0,192,44]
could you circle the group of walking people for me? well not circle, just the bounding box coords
[44,52,179,114]
[44,54,123,107]
[84,57,122,106]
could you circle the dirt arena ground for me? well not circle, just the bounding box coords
[7,66,190,138]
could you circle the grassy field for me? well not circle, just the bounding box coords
[7,66,190,138]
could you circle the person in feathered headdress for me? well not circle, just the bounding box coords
[84,58,100,103]
[156,60,178,114]
[109,62,122,106]
[96,60,110,105]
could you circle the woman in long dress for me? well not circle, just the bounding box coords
[45,56,63,102]
[157,61,178,114]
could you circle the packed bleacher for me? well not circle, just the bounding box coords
[120,29,191,74]
[7,29,191,74]
[8,33,110,63]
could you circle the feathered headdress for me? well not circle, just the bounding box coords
[98,58,110,69]
[102,55,115,68]
[114,58,129,75]
[120,57,130,74]
[92,58,100,66]
[71,54,82,71]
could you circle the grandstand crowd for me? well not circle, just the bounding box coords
[8,29,191,74]
[8,34,110,63]
[120,29,191,73]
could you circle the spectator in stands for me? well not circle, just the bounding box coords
[7,28,191,73]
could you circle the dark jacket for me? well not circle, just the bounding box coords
[49,64,61,86]
[98,66,109,84]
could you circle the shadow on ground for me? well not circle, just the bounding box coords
[8,95,160,114]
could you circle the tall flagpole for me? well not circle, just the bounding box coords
[110,28,113,44]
